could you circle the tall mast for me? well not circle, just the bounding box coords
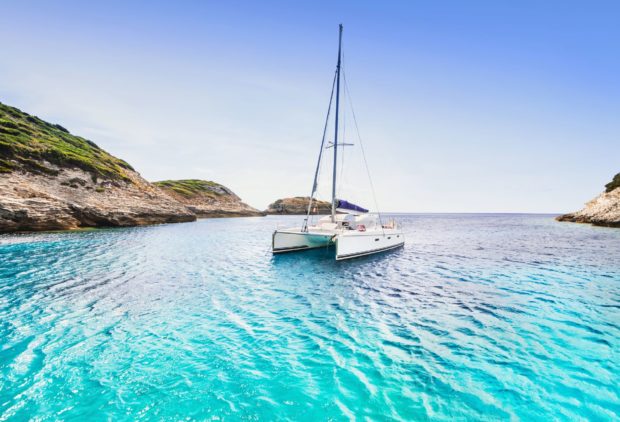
[331,24,343,222]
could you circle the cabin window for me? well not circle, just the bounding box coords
[388,236,391,239]
[375,238,379,241]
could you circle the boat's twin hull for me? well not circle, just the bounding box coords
[272,229,404,260]
[335,231,404,260]
[272,231,333,253]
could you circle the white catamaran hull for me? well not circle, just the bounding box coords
[272,227,404,259]
[272,230,333,253]
[335,230,404,260]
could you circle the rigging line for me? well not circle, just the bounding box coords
[303,69,338,231]
[342,69,385,235]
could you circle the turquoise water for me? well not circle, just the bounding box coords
[1,214,619,420]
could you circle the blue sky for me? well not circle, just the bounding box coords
[1,1,618,212]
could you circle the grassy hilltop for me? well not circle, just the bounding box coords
[0,100,265,231]
[0,102,134,181]
[154,179,230,198]
[154,179,263,217]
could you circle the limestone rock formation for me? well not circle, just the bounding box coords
[154,179,264,217]
[556,173,620,228]
[0,164,196,232]
[0,101,260,232]
[265,197,332,215]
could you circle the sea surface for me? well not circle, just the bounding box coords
[0,214,619,421]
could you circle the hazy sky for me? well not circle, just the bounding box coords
[1,1,618,212]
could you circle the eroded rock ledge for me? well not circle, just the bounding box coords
[0,167,196,232]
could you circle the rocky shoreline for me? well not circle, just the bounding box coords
[0,167,196,232]
[0,101,262,233]
[0,171,264,233]
[556,173,620,228]
[7,99,615,233]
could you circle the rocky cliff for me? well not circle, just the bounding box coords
[0,101,259,232]
[154,179,264,217]
[556,173,620,228]
[265,197,332,215]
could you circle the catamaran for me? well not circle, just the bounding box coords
[272,24,405,260]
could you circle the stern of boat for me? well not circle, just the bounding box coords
[335,230,405,260]
[272,230,334,254]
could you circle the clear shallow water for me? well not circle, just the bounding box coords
[0,214,619,421]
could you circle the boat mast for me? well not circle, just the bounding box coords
[331,24,343,222]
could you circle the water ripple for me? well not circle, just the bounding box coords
[0,215,619,420]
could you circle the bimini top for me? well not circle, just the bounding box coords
[336,199,368,214]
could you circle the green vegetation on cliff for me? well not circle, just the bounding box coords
[605,173,620,193]
[154,179,229,198]
[0,101,134,181]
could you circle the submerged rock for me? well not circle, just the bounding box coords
[556,173,620,228]
[266,196,332,215]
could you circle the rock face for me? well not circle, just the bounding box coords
[154,179,264,217]
[556,173,620,228]
[266,197,332,215]
[0,167,196,232]
[0,101,259,232]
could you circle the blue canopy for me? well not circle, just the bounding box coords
[336,199,368,213]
